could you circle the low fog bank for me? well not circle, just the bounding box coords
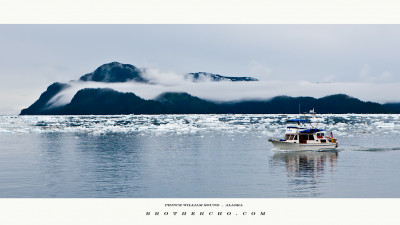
[47,78,400,108]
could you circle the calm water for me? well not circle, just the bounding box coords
[1,114,400,197]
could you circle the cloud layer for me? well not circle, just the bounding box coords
[46,67,400,109]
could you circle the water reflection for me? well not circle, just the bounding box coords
[75,134,144,197]
[37,133,145,197]
[271,151,338,197]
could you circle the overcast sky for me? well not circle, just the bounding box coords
[1,25,400,115]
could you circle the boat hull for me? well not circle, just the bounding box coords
[269,140,338,151]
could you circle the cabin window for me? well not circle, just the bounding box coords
[309,135,314,140]
[286,135,297,140]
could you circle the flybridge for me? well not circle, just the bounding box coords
[287,119,307,123]
[299,129,325,133]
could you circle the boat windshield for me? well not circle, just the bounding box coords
[285,134,298,140]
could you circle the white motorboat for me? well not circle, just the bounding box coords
[268,110,338,151]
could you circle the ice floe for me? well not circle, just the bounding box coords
[0,114,399,136]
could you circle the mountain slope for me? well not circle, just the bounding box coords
[156,92,222,114]
[79,62,147,83]
[185,72,258,82]
[78,62,259,83]
[21,90,393,115]
[20,82,70,115]
[382,103,400,113]
[61,88,165,115]
[222,94,389,114]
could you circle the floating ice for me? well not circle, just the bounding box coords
[0,114,399,137]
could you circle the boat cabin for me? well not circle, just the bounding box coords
[283,127,334,144]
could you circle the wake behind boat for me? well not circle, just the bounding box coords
[268,110,338,151]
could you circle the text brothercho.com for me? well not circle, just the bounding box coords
[146,203,266,216]
[146,211,266,216]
